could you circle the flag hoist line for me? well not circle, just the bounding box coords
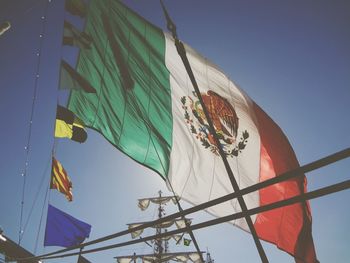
[18,0,51,245]
[159,1,269,262]
[13,147,350,262]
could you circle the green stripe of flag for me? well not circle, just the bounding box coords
[68,0,172,177]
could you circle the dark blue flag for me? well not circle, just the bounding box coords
[44,204,92,247]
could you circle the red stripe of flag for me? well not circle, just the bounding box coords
[253,103,318,263]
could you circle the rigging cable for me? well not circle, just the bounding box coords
[33,0,68,250]
[21,154,52,237]
[167,181,205,263]
[159,0,268,261]
[15,148,350,261]
[15,177,350,261]
[34,181,51,254]
[18,0,51,244]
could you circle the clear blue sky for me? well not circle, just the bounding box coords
[0,0,349,262]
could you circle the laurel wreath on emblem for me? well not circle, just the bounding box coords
[181,92,249,157]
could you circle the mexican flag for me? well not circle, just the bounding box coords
[68,0,317,262]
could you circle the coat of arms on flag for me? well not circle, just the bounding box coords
[181,90,249,157]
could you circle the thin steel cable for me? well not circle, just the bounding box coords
[205,60,218,203]
[226,79,240,220]
[167,181,205,263]
[34,180,50,254]
[23,178,350,261]
[19,0,50,245]
[177,40,269,262]
[15,147,350,261]
[22,154,52,236]
[33,142,54,254]
[159,2,268,260]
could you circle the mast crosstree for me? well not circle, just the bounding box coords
[114,191,210,263]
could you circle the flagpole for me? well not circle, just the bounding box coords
[159,1,269,262]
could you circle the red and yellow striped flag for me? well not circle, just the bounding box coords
[50,157,73,201]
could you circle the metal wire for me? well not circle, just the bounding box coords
[22,178,350,261]
[13,148,350,262]
[18,0,50,245]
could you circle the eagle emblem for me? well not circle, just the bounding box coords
[181,90,249,156]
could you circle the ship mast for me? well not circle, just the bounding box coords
[114,191,210,263]
[206,250,214,263]
[154,190,164,259]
